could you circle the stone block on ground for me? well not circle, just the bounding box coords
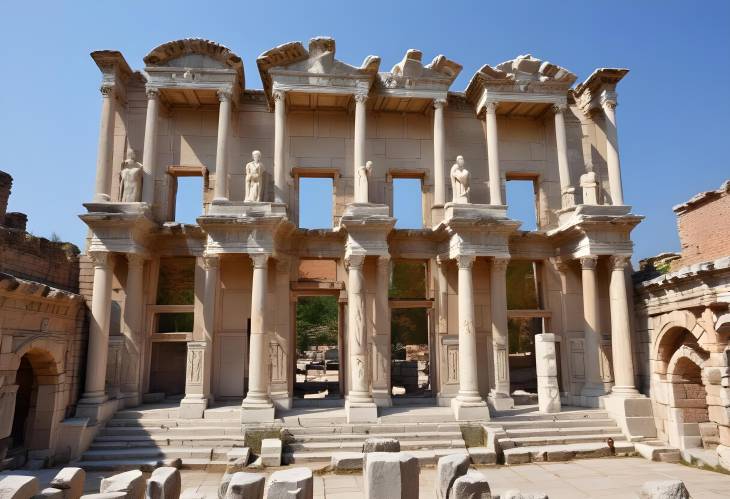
[638,480,690,499]
[436,453,470,499]
[35,488,64,498]
[266,468,313,499]
[451,470,491,499]
[260,438,282,467]
[362,437,400,453]
[225,448,250,472]
[331,452,363,472]
[467,447,496,465]
[0,475,40,499]
[49,467,85,499]
[146,467,181,499]
[99,470,145,499]
[223,472,265,499]
[364,452,420,499]
[501,492,547,499]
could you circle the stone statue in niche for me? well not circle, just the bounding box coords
[450,155,470,203]
[119,149,143,202]
[245,150,263,202]
[355,160,373,203]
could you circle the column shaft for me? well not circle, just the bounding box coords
[243,254,272,407]
[214,90,232,201]
[347,255,372,403]
[486,103,503,205]
[609,255,638,395]
[93,86,116,202]
[121,254,145,401]
[372,256,391,404]
[82,252,113,403]
[433,99,447,206]
[554,104,574,207]
[273,90,287,204]
[490,257,512,405]
[580,256,605,396]
[602,93,624,205]
[353,93,368,184]
[141,89,160,205]
[456,256,480,401]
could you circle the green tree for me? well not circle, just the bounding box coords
[296,296,338,352]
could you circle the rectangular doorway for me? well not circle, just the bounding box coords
[391,307,432,397]
[294,295,341,399]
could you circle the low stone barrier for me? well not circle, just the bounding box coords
[436,454,470,499]
[266,468,313,499]
[364,452,420,499]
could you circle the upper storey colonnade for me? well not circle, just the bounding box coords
[88,37,629,222]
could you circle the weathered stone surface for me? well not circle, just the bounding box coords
[223,472,265,499]
[467,447,496,465]
[261,438,282,467]
[266,468,313,499]
[362,437,400,453]
[180,489,204,499]
[364,452,420,499]
[34,488,64,499]
[450,470,491,499]
[638,480,690,499]
[436,453,470,499]
[331,452,363,472]
[0,475,40,499]
[146,467,181,499]
[80,494,127,499]
[99,470,145,499]
[50,467,85,499]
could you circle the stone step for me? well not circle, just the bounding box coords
[283,448,468,466]
[501,433,626,447]
[100,426,246,436]
[287,438,466,453]
[94,434,248,447]
[81,447,216,462]
[283,423,462,435]
[487,418,619,430]
[106,419,242,428]
[491,410,611,422]
[288,431,464,443]
[502,440,635,465]
[74,457,217,472]
[502,426,621,438]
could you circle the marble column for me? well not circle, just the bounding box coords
[273,90,287,204]
[180,255,217,418]
[353,92,368,186]
[486,102,503,205]
[93,84,116,202]
[214,89,232,202]
[451,255,489,420]
[120,254,145,406]
[489,257,513,410]
[601,92,624,205]
[242,254,275,422]
[141,88,160,206]
[372,255,391,406]
[580,256,605,398]
[345,254,377,422]
[535,333,561,413]
[553,103,575,208]
[79,251,114,405]
[433,98,447,207]
[608,255,638,396]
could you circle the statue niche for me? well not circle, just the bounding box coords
[245,150,264,202]
[119,149,143,202]
[450,155,470,204]
[355,160,373,203]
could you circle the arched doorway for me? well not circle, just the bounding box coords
[666,344,711,450]
[10,356,33,450]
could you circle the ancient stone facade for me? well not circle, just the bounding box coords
[635,179,730,469]
[73,37,649,440]
[0,172,85,468]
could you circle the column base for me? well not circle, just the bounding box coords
[600,393,656,439]
[372,391,392,408]
[179,397,209,419]
[488,392,514,411]
[581,382,609,399]
[451,398,490,421]
[241,399,275,423]
[75,397,118,425]
[345,400,378,423]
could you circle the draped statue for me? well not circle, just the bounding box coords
[245,150,263,202]
[119,149,143,202]
[450,155,470,204]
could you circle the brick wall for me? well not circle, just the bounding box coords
[671,180,730,270]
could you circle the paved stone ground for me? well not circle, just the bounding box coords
[2,457,729,498]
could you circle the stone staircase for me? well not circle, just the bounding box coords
[486,407,637,464]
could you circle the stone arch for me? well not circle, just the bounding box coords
[652,310,708,377]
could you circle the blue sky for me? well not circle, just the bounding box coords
[1,1,728,262]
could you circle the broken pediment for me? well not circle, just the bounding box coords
[144,38,244,87]
[377,49,462,93]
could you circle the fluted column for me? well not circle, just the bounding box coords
[93,84,116,202]
[120,254,145,405]
[602,92,624,205]
[80,251,114,404]
[554,103,575,207]
[580,256,605,398]
[353,92,368,183]
[214,89,232,201]
[372,255,391,406]
[141,88,160,206]
[273,90,287,204]
[242,254,275,421]
[608,255,638,396]
[485,102,503,205]
[433,98,447,206]
[436,256,449,337]
[489,257,513,409]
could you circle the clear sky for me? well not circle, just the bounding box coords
[1,1,728,262]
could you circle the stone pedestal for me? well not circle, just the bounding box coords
[601,394,656,439]
[535,334,561,413]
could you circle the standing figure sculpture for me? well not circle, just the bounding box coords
[245,150,263,202]
[355,160,373,203]
[119,149,143,202]
[450,155,470,204]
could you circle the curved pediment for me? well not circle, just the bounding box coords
[144,38,244,85]
[376,49,462,94]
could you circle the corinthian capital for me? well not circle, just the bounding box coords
[346,254,366,270]
[100,84,115,97]
[202,255,220,271]
[492,257,509,273]
[145,87,160,99]
[273,89,286,102]
[553,103,568,114]
[600,90,618,110]
[433,97,448,110]
[251,253,269,269]
[217,88,233,102]
[455,255,475,270]
[485,101,499,114]
[354,92,369,104]
[609,255,630,271]
[88,250,110,268]
[580,255,599,270]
